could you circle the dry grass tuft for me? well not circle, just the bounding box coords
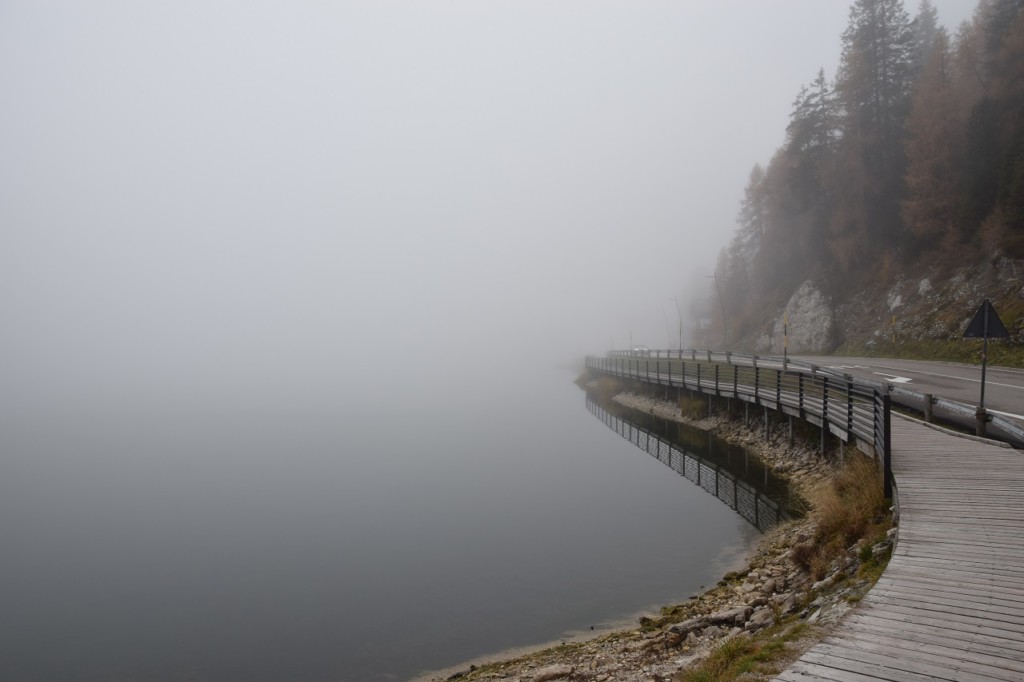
[800,452,891,581]
[811,454,888,546]
[679,395,708,419]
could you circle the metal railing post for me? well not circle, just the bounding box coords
[798,373,804,414]
[883,393,893,499]
[821,376,829,455]
[847,380,854,439]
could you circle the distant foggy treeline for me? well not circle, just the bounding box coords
[716,0,1024,345]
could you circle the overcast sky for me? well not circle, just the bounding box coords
[0,1,974,409]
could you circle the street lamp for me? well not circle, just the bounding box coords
[671,297,683,353]
[706,273,727,348]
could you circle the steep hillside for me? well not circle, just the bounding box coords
[708,0,1024,366]
[737,253,1024,366]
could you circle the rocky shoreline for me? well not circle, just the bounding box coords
[416,387,894,682]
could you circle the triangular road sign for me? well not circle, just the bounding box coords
[963,299,1010,338]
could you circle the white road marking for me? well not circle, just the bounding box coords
[874,372,913,383]
[864,363,1024,391]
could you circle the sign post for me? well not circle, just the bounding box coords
[963,299,1010,436]
[783,311,789,370]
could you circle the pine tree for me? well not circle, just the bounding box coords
[910,0,941,74]
[830,0,916,268]
[735,164,768,267]
[902,29,961,247]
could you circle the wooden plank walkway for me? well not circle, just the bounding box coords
[776,417,1024,682]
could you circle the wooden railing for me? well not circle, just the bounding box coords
[586,352,893,497]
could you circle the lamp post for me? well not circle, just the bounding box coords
[662,308,671,351]
[671,297,683,353]
[706,273,727,348]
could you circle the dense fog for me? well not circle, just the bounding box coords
[0,0,972,410]
[0,4,980,680]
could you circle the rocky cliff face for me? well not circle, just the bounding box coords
[738,257,1024,356]
[756,281,834,354]
[834,257,1024,352]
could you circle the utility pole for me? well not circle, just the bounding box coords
[671,297,683,353]
[707,273,727,348]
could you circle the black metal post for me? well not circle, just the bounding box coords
[883,393,893,499]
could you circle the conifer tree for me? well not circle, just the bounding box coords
[902,29,961,247]
[830,0,916,268]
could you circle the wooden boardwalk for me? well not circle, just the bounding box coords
[777,417,1024,682]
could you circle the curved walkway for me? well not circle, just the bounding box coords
[777,417,1024,681]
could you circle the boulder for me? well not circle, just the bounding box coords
[668,616,709,635]
[708,605,752,625]
[745,607,775,631]
[764,281,834,353]
[773,592,799,614]
[532,664,573,681]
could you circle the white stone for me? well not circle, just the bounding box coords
[769,281,834,353]
[532,664,573,682]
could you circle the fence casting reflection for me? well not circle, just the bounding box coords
[586,394,790,532]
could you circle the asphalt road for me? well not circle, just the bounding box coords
[793,355,1024,424]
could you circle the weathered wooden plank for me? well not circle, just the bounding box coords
[895,531,1024,545]
[801,648,961,681]
[875,570,1024,598]
[884,561,1024,583]
[884,552,1024,573]
[890,553,1024,571]
[774,417,1024,681]
[870,578,1024,606]
[778,662,889,682]
[841,615,1024,662]
[860,599,1024,634]
[847,606,1024,645]
[866,587,1024,619]
[835,628,1024,675]
[896,543,1024,558]
[825,633,1024,681]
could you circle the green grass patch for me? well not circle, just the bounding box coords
[676,622,809,682]
[834,337,1024,368]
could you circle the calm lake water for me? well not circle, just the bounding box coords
[1,366,764,681]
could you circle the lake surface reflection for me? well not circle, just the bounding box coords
[1,368,761,681]
[586,395,798,531]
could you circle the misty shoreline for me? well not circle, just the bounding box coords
[412,385,817,682]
